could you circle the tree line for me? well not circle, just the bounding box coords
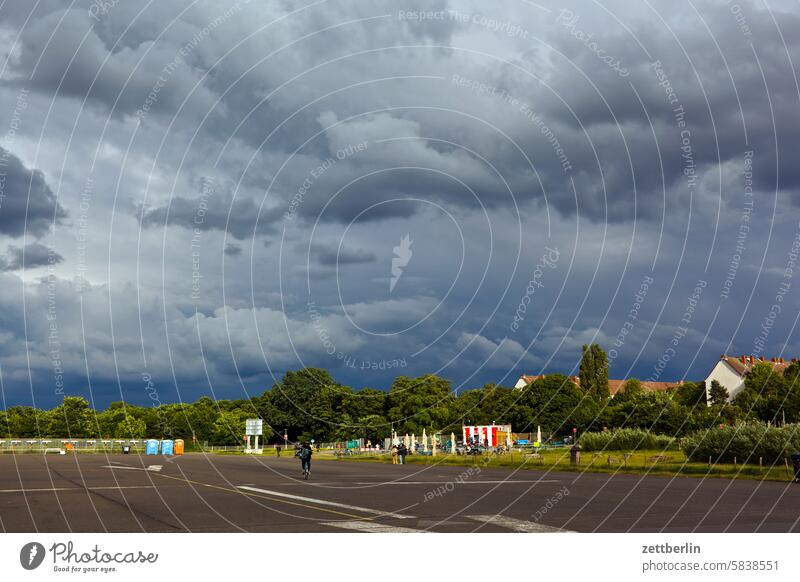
[3,345,800,445]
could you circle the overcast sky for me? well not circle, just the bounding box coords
[1,0,799,408]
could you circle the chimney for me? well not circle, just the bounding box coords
[760,356,765,362]
[741,355,746,364]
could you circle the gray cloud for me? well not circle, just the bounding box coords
[139,187,282,240]
[1,242,63,271]
[0,0,799,407]
[0,147,68,238]
[224,243,242,257]
[308,242,377,267]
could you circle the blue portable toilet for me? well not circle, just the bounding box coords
[146,439,159,455]
[160,439,174,455]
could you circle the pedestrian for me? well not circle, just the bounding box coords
[391,445,398,464]
[398,443,407,465]
[276,445,282,457]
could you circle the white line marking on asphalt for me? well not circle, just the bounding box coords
[0,486,155,493]
[236,486,415,519]
[354,479,560,485]
[321,521,424,533]
[468,515,574,533]
[101,465,162,472]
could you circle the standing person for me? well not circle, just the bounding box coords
[398,443,407,465]
[276,444,282,457]
[391,445,398,464]
[298,442,313,479]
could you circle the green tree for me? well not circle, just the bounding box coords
[114,415,147,439]
[672,381,707,408]
[267,368,339,440]
[708,380,730,407]
[96,406,128,438]
[357,414,390,443]
[604,391,693,436]
[579,344,610,401]
[45,397,96,438]
[211,409,253,445]
[521,374,600,436]
[741,362,788,421]
[782,361,800,422]
[4,406,45,437]
[612,378,643,405]
[387,375,455,435]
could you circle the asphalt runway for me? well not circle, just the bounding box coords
[1,453,799,532]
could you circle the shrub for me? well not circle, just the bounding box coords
[681,423,800,464]
[579,428,676,451]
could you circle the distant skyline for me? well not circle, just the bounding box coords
[1,0,800,408]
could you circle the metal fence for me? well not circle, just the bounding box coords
[0,438,150,453]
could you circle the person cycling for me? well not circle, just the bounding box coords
[298,442,313,479]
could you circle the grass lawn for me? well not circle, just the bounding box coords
[336,448,798,482]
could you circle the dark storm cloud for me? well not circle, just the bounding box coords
[1,242,64,271]
[514,0,800,220]
[0,147,68,238]
[308,242,376,267]
[2,5,220,118]
[139,190,283,240]
[1,0,800,407]
[224,243,242,257]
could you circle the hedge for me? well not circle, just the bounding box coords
[681,423,800,464]
[579,428,676,451]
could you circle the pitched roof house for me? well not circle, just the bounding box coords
[704,355,792,403]
[513,374,677,395]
